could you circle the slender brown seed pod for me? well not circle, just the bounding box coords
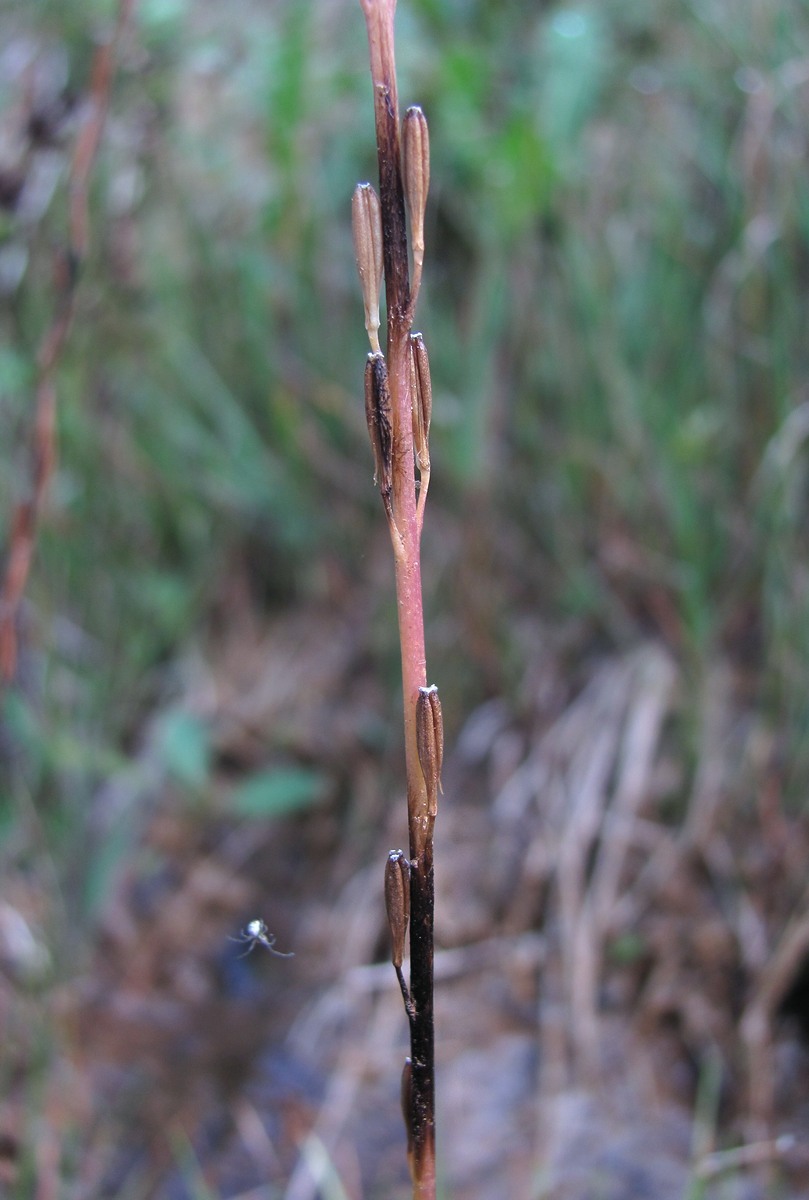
[352,182,384,353]
[403,106,430,304]
[409,332,432,472]
[364,351,393,500]
[385,849,411,970]
[416,684,443,816]
[386,848,415,1021]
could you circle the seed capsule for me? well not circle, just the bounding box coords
[403,107,430,277]
[364,352,392,500]
[352,182,384,353]
[416,684,443,816]
[385,849,410,970]
[409,332,432,472]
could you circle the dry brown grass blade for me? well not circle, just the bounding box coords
[741,883,809,1133]
[532,647,677,1075]
[569,651,676,1063]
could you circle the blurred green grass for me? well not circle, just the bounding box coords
[1,0,809,922]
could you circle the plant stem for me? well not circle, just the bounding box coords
[358,2,437,1193]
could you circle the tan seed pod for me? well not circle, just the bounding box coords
[352,182,384,353]
[416,684,443,815]
[403,107,430,275]
[409,332,432,472]
[385,849,410,970]
[364,352,393,499]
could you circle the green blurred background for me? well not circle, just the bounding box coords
[1,0,809,1181]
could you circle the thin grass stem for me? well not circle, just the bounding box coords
[354,3,439,1194]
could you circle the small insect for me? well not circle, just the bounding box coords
[230,918,294,959]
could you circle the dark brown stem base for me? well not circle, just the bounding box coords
[407,838,436,1193]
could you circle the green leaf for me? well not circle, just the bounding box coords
[232,766,328,818]
[541,6,608,159]
[157,711,211,788]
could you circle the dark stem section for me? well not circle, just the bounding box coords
[408,831,436,1186]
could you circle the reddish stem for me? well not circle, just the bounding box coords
[360,2,436,1193]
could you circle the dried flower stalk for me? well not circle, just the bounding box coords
[355,2,439,1195]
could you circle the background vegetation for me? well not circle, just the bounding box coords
[1,0,809,1195]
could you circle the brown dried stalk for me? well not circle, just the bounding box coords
[0,0,133,682]
[354,2,440,1195]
